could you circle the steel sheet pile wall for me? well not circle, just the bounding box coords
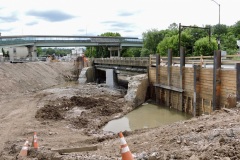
[149,57,237,116]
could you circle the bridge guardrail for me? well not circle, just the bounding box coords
[93,57,149,67]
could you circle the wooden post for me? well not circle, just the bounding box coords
[184,97,188,113]
[180,47,185,111]
[237,63,240,102]
[202,98,204,114]
[212,50,221,111]
[193,65,200,117]
[156,54,160,103]
[167,49,172,107]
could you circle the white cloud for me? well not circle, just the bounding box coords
[0,0,239,38]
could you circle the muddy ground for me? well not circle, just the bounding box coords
[0,62,240,160]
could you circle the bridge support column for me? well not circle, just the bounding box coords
[26,45,37,61]
[108,47,121,58]
[106,69,118,88]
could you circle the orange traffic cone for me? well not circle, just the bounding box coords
[32,132,39,150]
[18,139,29,157]
[119,132,134,160]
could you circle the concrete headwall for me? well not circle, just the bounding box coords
[124,74,149,108]
[78,67,94,84]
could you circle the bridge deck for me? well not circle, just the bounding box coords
[0,35,143,47]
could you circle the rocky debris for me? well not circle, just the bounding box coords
[35,88,127,134]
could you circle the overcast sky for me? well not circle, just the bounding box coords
[0,0,239,38]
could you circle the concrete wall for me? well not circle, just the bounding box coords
[124,74,149,108]
[78,67,94,84]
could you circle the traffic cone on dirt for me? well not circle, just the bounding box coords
[18,139,29,157]
[32,132,39,150]
[119,132,134,160]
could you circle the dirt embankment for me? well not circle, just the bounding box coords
[0,62,75,95]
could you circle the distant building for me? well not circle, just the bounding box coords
[3,46,37,61]
[71,47,85,58]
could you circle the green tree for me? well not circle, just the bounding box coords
[124,48,141,57]
[193,37,217,56]
[142,29,165,54]
[42,48,71,56]
[140,48,150,57]
[2,48,9,57]
[85,32,121,58]
[2,48,5,55]
[85,47,96,58]
[36,47,43,56]
[100,32,121,37]
[45,48,55,55]
[183,26,209,42]
[157,32,192,56]
[231,21,240,39]
[221,34,238,54]
[213,24,228,36]
[168,23,178,31]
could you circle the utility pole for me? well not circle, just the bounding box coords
[211,0,221,50]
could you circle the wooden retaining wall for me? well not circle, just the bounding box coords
[149,51,238,116]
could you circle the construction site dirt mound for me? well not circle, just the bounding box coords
[35,95,125,131]
[0,61,76,95]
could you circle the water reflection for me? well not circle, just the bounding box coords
[103,103,192,133]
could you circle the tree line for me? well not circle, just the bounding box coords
[85,21,240,58]
[37,48,72,57]
[143,22,240,57]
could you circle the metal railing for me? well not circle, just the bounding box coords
[93,57,149,67]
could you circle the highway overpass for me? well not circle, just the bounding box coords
[0,35,143,48]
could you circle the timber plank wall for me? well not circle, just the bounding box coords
[149,53,237,116]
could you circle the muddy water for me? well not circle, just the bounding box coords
[103,103,192,133]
